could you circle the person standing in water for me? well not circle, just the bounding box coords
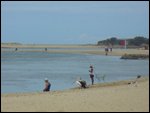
[89,65,94,85]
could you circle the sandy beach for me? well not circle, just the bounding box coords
[1,77,149,112]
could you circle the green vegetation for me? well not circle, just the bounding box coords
[97,36,149,46]
[121,54,149,60]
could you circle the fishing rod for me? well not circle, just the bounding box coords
[84,54,99,80]
[72,53,106,86]
[84,53,106,82]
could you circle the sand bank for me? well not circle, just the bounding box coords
[1,44,149,56]
[1,77,149,112]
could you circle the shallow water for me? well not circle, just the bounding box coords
[1,51,149,93]
[1,47,104,52]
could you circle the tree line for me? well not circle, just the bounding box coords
[97,36,149,46]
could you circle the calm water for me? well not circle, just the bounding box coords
[1,51,149,93]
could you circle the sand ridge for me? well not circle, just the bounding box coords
[1,44,149,56]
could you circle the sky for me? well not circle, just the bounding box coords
[1,1,149,44]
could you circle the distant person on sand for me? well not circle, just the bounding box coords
[89,65,94,85]
[15,48,18,51]
[110,47,112,52]
[43,78,51,92]
[45,48,47,51]
[105,47,109,56]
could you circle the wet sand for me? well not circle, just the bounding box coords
[1,77,149,112]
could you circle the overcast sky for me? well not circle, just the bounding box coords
[1,1,149,44]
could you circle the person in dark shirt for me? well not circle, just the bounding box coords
[76,80,87,88]
[15,48,18,51]
[89,65,94,85]
[45,48,47,51]
[43,78,51,92]
[105,47,109,56]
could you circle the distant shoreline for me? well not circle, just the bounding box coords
[1,45,149,56]
[1,43,148,48]
[1,44,149,56]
